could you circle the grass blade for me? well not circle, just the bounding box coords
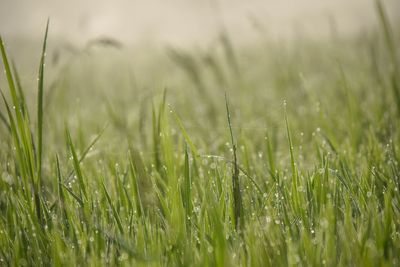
[101,180,124,234]
[37,19,49,191]
[171,109,199,157]
[66,129,88,200]
[225,93,243,230]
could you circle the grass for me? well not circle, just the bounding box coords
[0,1,399,266]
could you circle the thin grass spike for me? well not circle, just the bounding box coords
[225,92,243,230]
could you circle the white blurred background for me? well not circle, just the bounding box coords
[1,0,399,45]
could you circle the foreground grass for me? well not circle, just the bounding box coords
[1,5,400,267]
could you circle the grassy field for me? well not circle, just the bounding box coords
[0,2,399,266]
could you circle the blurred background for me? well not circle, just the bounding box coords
[1,0,399,45]
[0,0,399,152]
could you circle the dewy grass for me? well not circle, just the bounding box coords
[0,2,399,266]
[225,93,243,230]
[36,19,50,206]
[1,36,42,221]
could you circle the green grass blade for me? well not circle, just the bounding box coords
[11,62,28,118]
[171,110,199,157]
[128,152,144,217]
[0,36,19,111]
[225,93,243,230]
[375,0,397,62]
[66,129,88,200]
[375,0,400,115]
[183,145,192,217]
[0,90,11,131]
[55,157,64,198]
[37,19,49,191]
[101,180,124,234]
[65,125,107,182]
[61,184,84,206]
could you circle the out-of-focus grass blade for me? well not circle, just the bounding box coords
[0,90,31,199]
[376,0,397,61]
[65,125,107,183]
[66,129,88,200]
[56,154,70,229]
[61,184,84,207]
[0,91,11,131]
[128,151,144,217]
[376,0,400,115]
[183,146,192,217]
[37,19,49,190]
[171,109,199,157]
[101,180,124,234]
[284,106,301,215]
[225,93,243,230]
[11,62,28,118]
[102,229,154,262]
[220,31,240,77]
[0,36,20,112]
[152,101,161,171]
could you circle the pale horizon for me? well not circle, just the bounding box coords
[1,0,399,46]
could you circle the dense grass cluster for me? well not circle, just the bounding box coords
[0,2,399,266]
